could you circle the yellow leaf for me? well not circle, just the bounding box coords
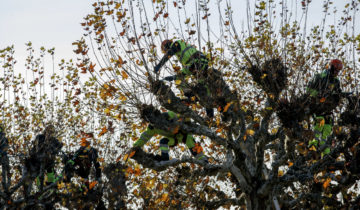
[161,193,169,202]
[119,94,127,101]
[168,99,171,104]
[185,18,190,24]
[123,154,129,161]
[104,108,111,114]
[57,182,65,190]
[175,80,182,85]
[146,178,156,190]
[278,170,284,177]
[323,178,331,189]
[319,119,325,127]
[121,70,128,79]
[271,128,278,134]
[261,73,267,79]
[246,129,255,136]
[309,145,317,151]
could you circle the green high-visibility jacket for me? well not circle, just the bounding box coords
[133,111,194,148]
[307,70,341,98]
[171,40,198,67]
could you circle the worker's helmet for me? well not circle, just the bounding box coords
[161,40,172,52]
[329,59,343,75]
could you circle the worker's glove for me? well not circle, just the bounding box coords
[154,64,161,73]
[163,75,177,81]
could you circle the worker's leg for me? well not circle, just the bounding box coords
[309,116,325,148]
[159,138,170,161]
[321,123,332,157]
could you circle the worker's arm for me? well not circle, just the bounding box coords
[133,126,156,147]
[154,42,181,73]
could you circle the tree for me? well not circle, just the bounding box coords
[75,0,360,209]
[1,0,360,209]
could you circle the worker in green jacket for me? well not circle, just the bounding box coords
[307,59,343,158]
[133,105,208,162]
[154,39,214,117]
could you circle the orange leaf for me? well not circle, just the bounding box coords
[89,62,96,72]
[288,161,293,167]
[98,126,108,137]
[134,168,141,176]
[323,178,331,189]
[129,150,136,158]
[172,125,180,134]
[80,138,90,147]
[192,143,203,154]
[121,71,128,79]
[320,97,326,103]
[161,193,169,202]
[223,102,233,113]
[89,181,97,190]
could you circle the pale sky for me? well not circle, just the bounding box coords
[0,0,94,69]
[0,0,356,74]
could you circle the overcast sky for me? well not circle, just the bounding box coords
[0,0,93,69]
[0,0,356,74]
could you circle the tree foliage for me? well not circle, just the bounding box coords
[1,0,360,209]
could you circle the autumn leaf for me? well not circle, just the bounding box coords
[57,182,65,190]
[171,125,179,134]
[89,181,97,190]
[80,138,90,147]
[189,30,196,35]
[246,129,255,136]
[98,126,108,137]
[175,80,182,85]
[192,143,203,154]
[121,70,129,79]
[223,102,233,113]
[119,94,127,101]
[323,178,331,189]
[134,168,141,177]
[129,150,136,158]
[161,193,169,202]
[104,108,111,114]
[320,97,326,103]
[185,18,190,24]
[278,170,284,177]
